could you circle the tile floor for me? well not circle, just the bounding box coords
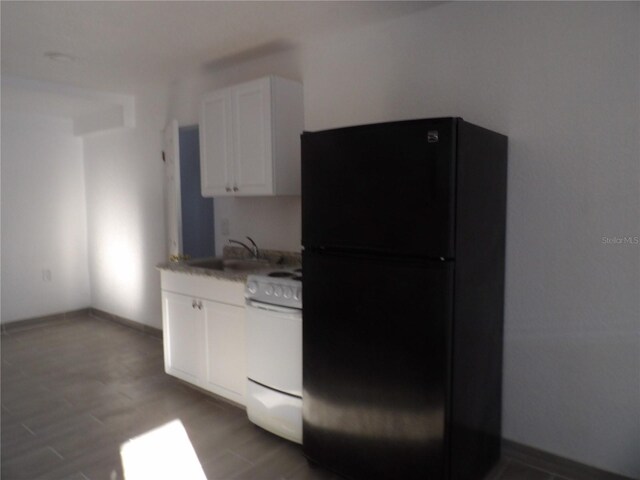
[1,315,574,479]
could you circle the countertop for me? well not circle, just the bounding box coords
[156,246,301,283]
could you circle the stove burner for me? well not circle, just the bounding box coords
[268,271,295,278]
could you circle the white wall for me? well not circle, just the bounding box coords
[83,88,167,329]
[1,110,90,322]
[166,2,639,476]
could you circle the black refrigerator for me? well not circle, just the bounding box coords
[301,117,508,480]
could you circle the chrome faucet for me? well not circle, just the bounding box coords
[229,236,260,259]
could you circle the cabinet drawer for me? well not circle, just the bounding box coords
[160,270,245,306]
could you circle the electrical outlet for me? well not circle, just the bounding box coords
[42,269,52,282]
[221,218,230,236]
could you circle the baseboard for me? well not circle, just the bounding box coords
[1,307,162,340]
[502,439,634,480]
[171,377,245,411]
[89,308,163,339]
[1,308,92,333]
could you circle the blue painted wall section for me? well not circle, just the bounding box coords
[179,126,215,258]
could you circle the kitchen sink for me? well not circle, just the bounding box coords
[187,257,271,272]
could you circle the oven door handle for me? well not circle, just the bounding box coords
[246,299,302,317]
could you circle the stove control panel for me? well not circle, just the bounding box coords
[245,273,302,309]
[247,281,258,294]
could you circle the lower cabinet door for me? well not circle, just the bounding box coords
[161,291,205,383]
[203,300,246,405]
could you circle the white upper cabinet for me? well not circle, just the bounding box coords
[200,90,232,195]
[200,76,303,196]
[232,79,272,194]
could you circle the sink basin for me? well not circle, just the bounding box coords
[187,257,271,272]
[222,258,271,271]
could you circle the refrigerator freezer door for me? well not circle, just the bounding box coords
[302,118,457,258]
[302,250,454,480]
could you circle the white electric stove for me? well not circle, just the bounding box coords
[245,267,302,444]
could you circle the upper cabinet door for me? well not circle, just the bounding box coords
[232,78,273,195]
[200,76,303,197]
[200,89,234,196]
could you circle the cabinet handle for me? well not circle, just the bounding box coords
[198,301,203,310]
[225,186,231,192]
[192,299,197,309]
[233,185,239,192]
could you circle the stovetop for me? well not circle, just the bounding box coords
[267,268,302,281]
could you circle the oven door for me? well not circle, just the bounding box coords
[246,299,302,397]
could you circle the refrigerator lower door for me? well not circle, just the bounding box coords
[302,250,454,480]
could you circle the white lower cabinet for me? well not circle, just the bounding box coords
[203,300,246,403]
[162,291,205,383]
[161,271,246,405]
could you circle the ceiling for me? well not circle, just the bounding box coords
[1,1,434,95]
